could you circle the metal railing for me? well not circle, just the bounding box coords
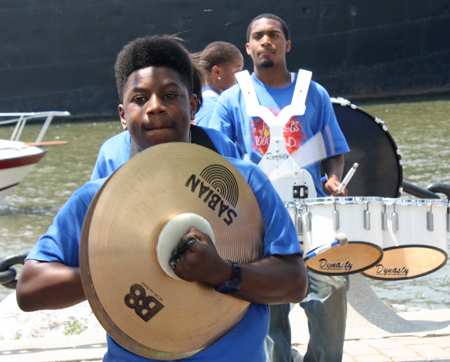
[0,251,28,289]
[0,111,70,145]
[403,180,450,200]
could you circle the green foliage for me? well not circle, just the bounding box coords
[415,291,434,310]
[63,320,83,336]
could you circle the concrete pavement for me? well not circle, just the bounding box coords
[290,274,450,361]
[2,332,449,362]
[1,274,449,362]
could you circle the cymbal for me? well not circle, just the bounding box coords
[80,143,264,360]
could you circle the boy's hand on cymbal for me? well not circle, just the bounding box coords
[172,228,232,286]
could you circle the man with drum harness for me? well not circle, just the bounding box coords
[204,14,350,362]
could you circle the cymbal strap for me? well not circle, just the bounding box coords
[169,236,197,270]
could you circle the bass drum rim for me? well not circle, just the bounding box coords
[327,97,403,198]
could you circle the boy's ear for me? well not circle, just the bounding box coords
[245,42,251,56]
[190,94,198,120]
[118,104,127,130]
[286,40,292,53]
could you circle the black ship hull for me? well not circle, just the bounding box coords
[1,1,449,116]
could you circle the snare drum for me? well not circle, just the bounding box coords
[362,198,449,280]
[300,197,384,275]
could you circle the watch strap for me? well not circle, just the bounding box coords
[215,262,241,294]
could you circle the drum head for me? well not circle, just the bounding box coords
[304,242,383,275]
[329,99,403,197]
[362,246,448,280]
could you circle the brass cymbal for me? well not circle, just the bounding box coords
[80,143,264,360]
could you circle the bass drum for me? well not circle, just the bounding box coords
[329,98,403,198]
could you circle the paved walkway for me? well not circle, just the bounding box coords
[1,329,449,362]
[295,335,450,361]
[290,306,450,362]
[290,274,450,361]
[1,275,449,362]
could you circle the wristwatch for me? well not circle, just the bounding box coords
[215,262,242,294]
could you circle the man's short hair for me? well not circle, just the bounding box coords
[246,13,290,42]
[114,35,199,104]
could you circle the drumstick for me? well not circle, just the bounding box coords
[337,163,359,195]
[304,233,348,260]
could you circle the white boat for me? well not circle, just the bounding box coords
[0,111,70,199]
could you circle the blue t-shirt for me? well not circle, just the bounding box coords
[194,87,219,127]
[91,126,240,181]
[205,73,350,197]
[27,157,301,362]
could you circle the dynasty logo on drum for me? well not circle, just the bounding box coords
[124,284,164,322]
[375,265,409,277]
[319,259,353,272]
[185,164,239,226]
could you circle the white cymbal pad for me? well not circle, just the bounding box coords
[157,213,216,280]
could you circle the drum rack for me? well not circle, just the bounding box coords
[403,180,450,201]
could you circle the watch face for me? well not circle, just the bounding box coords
[216,281,240,294]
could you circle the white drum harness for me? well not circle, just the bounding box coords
[235,69,317,201]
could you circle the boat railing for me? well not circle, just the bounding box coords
[0,111,70,145]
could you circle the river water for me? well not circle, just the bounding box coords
[1,96,450,310]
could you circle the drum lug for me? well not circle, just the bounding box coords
[363,210,371,230]
[303,212,312,233]
[381,210,388,231]
[447,210,450,233]
[295,212,303,237]
[332,210,339,231]
[427,211,434,232]
[392,212,399,232]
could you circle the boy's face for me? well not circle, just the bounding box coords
[246,18,291,69]
[119,66,197,150]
